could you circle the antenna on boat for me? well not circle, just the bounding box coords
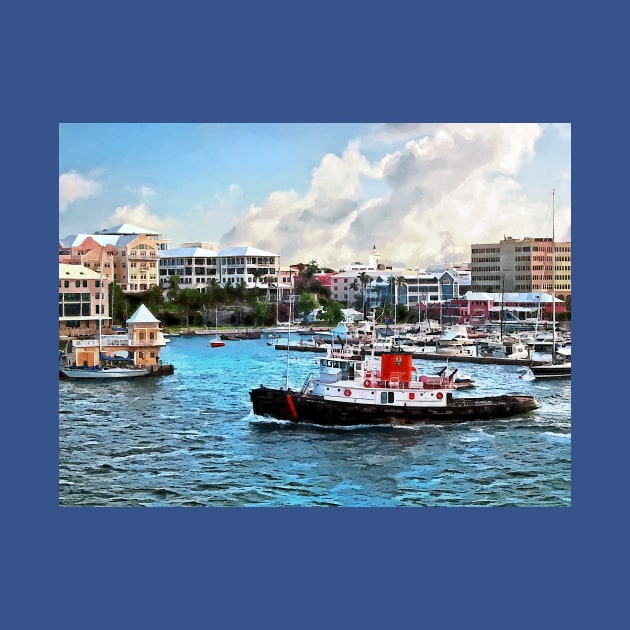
[285,293,292,389]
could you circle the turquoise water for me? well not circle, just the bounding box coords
[58,335,571,506]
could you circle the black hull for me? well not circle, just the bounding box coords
[530,365,571,379]
[250,386,539,427]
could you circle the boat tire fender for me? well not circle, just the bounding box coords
[344,389,351,397]
[364,379,371,388]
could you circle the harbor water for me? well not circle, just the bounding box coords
[59,334,571,507]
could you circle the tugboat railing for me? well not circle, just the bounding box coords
[301,374,313,394]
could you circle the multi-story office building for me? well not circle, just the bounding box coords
[470,236,571,300]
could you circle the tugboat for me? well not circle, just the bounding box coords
[250,323,539,427]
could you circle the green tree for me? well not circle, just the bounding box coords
[253,301,271,325]
[179,288,204,328]
[109,281,127,326]
[166,274,181,303]
[143,285,164,314]
[308,278,331,300]
[298,292,318,319]
[250,268,267,300]
[320,301,344,325]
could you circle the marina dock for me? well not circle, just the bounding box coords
[272,343,542,366]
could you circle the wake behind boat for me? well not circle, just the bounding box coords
[250,336,539,427]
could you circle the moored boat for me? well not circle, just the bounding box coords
[434,366,476,389]
[59,364,150,379]
[250,340,539,427]
[530,361,571,379]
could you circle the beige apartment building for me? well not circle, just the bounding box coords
[59,224,170,293]
[470,236,571,301]
[59,263,110,338]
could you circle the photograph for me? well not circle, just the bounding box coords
[9,2,620,625]
[58,122,571,507]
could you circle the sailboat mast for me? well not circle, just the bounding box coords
[98,249,104,363]
[551,189,556,363]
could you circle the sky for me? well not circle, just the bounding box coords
[59,122,571,271]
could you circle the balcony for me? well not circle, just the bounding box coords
[72,334,168,348]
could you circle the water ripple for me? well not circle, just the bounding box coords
[59,336,571,507]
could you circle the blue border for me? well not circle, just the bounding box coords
[6,2,618,628]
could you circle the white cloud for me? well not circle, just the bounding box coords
[139,185,155,198]
[59,170,102,211]
[107,203,177,233]
[221,123,568,270]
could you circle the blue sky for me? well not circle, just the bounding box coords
[59,122,570,270]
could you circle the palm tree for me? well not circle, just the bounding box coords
[166,273,181,303]
[359,272,371,316]
[250,268,266,297]
[394,275,407,324]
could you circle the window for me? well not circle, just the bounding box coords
[64,303,81,316]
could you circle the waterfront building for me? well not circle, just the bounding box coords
[59,224,170,293]
[276,266,297,301]
[447,291,566,325]
[65,303,169,370]
[59,263,110,338]
[158,245,220,290]
[470,236,571,301]
[331,269,367,308]
[158,244,280,292]
[60,226,281,296]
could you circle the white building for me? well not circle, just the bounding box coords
[158,244,280,291]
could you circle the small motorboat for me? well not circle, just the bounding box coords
[209,335,226,348]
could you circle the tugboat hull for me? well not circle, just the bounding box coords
[250,386,539,427]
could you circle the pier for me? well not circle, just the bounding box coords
[273,343,542,366]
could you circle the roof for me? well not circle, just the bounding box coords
[126,304,160,324]
[59,263,101,280]
[60,234,120,248]
[462,291,563,303]
[217,246,279,257]
[95,223,160,235]
[341,308,363,319]
[159,247,218,258]
[59,233,147,248]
